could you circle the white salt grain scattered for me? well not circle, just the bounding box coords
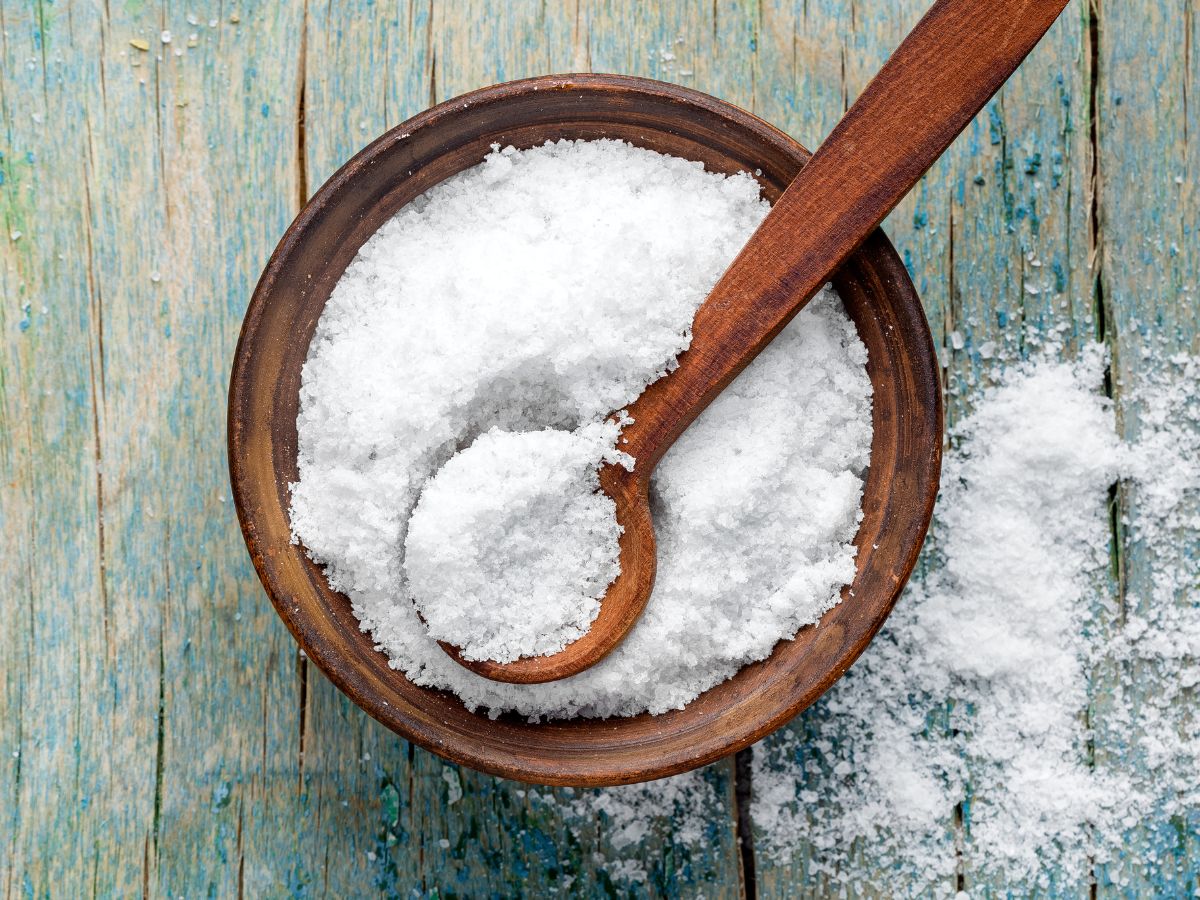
[291,139,873,718]
[753,347,1200,894]
[532,768,722,886]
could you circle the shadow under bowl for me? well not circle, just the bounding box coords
[228,73,943,787]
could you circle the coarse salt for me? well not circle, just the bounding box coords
[753,348,1200,893]
[405,423,626,663]
[290,139,873,719]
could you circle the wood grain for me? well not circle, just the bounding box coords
[298,5,746,895]
[0,2,312,896]
[0,4,121,893]
[1091,0,1200,894]
[0,0,1194,896]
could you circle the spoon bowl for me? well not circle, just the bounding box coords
[229,73,942,785]
[444,464,656,683]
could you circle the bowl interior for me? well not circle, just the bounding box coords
[228,74,942,787]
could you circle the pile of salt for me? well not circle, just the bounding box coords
[290,139,874,719]
[405,423,626,663]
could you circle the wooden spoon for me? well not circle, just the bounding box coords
[444,0,1071,683]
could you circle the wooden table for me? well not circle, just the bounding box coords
[1,1,1194,896]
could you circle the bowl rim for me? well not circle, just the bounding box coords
[228,72,943,786]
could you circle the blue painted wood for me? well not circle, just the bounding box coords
[1,1,310,895]
[748,1,1150,896]
[1091,0,1200,894]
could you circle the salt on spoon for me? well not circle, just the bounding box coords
[446,0,1074,684]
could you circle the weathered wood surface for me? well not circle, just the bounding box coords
[1091,0,1199,894]
[0,1,1193,897]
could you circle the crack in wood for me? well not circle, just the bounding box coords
[734,748,758,899]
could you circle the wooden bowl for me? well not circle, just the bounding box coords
[228,73,942,787]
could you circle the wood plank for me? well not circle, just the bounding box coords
[1091,0,1200,893]
[0,1,312,894]
[750,0,1095,895]
[0,2,120,894]
[78,4,313,893]
[949,7,1095,894]
[123,6,315,894]
[296,1,744,895]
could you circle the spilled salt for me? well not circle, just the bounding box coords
[751,348,1200,894]
[290,138,873,718]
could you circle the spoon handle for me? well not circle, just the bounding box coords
[620,0,1070,469]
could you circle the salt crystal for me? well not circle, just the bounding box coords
[540,768,720,885]
[406,423,624,662]
[442,768,463,804]
[290,139,872,719]
[753,347,1200,892]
